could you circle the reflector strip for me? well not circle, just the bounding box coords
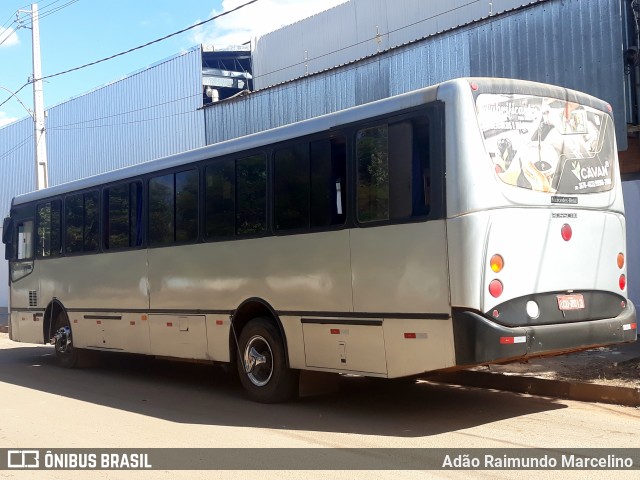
[167,322,173,327]
[623,323,637,331]
[141,315,148,321]
[130,321,135,326]
[96,321,102,325]
[404,333,428,339]
[216,320,224,326]
[73,319,78,324]
[330,329,340,335]
[500,336,526,344]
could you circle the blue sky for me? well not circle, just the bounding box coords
[0,0,345,126]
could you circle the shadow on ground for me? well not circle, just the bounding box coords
[0,338,567,438]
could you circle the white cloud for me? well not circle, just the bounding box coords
[190,0,348,48]
[0,27,19,47]
[0,111,19,127]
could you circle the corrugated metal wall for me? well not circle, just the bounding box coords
[47,47,206,186]
[0,117,32,309]
[0,47,206,309]
[208,0,626,149]
[0,117,34,218]
[469,0,625,147]
[251,0,547,90]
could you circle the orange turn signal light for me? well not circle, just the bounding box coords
[490,254,504,273]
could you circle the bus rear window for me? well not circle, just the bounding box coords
[476,94,615,194]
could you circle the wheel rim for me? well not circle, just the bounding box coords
[54,325,73,355]
[243,334,273,387]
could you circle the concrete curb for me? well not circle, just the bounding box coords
[429,370,640,407]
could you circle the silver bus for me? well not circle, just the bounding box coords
[3,78,636,402]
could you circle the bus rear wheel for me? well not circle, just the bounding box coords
[236,317,299,403]
[52,312,80,369]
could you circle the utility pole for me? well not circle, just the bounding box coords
[31,3,48,190]
[18,3,48,190]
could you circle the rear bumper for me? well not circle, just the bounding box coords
[452,301,637,366]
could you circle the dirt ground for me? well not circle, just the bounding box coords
[480,344,640,389]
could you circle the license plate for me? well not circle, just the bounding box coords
[557,293,585,311]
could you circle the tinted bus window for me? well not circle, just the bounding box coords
[36,200,61,257]
[236,155,266,235]
[274,137,346,231]
[356,117,431,223]
[274,143,310,230]
[65,191,99,254]
[106,182,142,249]
[84,191,99,252]
[205,159,235,238]
[176,169,199,242]
[149,174,174,245]
[149,169,198,245]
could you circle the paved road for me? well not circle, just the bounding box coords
[0,333,638,480]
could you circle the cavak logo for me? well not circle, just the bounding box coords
[571,161,581,181]
[7,450,40,468]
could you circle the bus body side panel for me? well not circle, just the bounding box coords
[37,252,149,310]
[147,230,353,363]
[349,221,450,314]
[9,272,41,344]
[10,251,149,347]
[445,214,487,314]
[345,221,454,377]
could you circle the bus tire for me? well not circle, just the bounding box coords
[52,312,81,369]
[236,317,299,403]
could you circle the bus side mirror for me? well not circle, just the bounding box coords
[2,217,12,244]
[3,217,13,260]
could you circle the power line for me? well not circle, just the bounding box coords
[48,108,199,131]
[0,83,29,110]
[1,1,259,112]
[0,134,32,161]
[47,92,202,129]
[0,0,82,111]
[35,0,260,82]
[22,0,81,26]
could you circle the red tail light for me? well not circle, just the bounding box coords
[561,224,572,241]
[620,274,626,291]
[489,279,503,298]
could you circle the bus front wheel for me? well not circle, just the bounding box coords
[236,317,299,403]
[52,312,80,369]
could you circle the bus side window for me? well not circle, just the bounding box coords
[148,168,198,246]
[36,200,61,257]
[356,117,431,224]
[65,191,99,254]
[356,125,389,223]
[274,136,346,231]
[205,154,266,238]
[17,220,34,260]
[236,155,266,235]
[106,181,143,249]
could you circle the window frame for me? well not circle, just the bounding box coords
[147,167,200,248]
[272,133,348,235]
[350,104,445,228]
[203,150,269,243]
[103,180,144,252]
[63,189,101,256]
[35,199,62,259]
